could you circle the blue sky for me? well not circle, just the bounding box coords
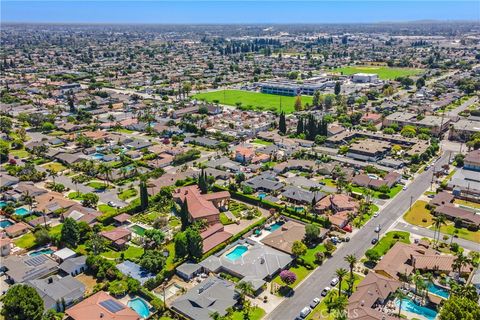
[1,1,479,24]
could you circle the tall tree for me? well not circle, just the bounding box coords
[185,227,203,261]
[179,200,190,231]
[139,178,149,211]
[61,217,80,248]
[278,112,287,134]
[174,231,188,260]
[296,117,304,135]
[1,284,44,320]
[334,81,341,95]
[294,95,302,112]
[344,254,357,293]
[432,214,447,247]
[335,268,348,297]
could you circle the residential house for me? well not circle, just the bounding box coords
[4,222,31,238]
[172,185,230,225]
[0,237,11,256]
[65,291,139,320]
[59,256,87,277]
[171,276,239,320]
[28,275,86,310]
[3,254,59,284]
[99,227,132,249]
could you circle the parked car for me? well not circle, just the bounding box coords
[371,238,378,244]
[374,225,381,233]
[310,297,320,308]
[321,287,331,296]
[427,194,435,198]
[300,307,311,318]
[107,201,116,207]
[402,186,407,191]
[330,278,339,286]
[373,212,379,218]
[345,237,350,242]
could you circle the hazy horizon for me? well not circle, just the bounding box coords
[2,1,479,24]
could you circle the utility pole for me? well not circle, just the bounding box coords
[409,195,413,212]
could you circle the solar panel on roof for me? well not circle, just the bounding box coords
[25,255,48,267]
[99,299,125,313]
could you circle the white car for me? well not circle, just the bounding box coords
[330,278,339,286]
[310,297,320,308]
[321,287,331,296]
[373,212,379,218]
[300,307,311,318]
[402,186,408,191]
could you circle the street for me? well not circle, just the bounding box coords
[265,151,454,320]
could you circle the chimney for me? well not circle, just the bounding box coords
[48,277,53,284]
[100,312,104,318]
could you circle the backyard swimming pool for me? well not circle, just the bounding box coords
[14,207,30,216]
[29,248,54,256]
[0,201,7,208]
[0,220,13,229]
[269,221,285,232]
[128,298,150,318]
[91,153,105,160]
[396,298,437,320]
[258,192,267,200]
[226,245,248,261]
[427,283,449,299]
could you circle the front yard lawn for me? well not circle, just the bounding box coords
[320,178,336,187]
[353,204,379,227]
[15,224,63,249]
[403,200,432,227]
[302,244,326,265]
[42,161,67,173]
[230,307,266,320]
[370,231,410,257]
[98,204,117,215]
[10,149,30,159]
[455,199,480,209]
[118,188,138,201]
[432,223,480,244]
[68,192,84,200]
[87,181,112,190]
[273,265,310,290]
[351,184,403,199]
[252,138,272,146]
[124,245,144,259]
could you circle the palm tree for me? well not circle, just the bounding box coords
[335,268,348,297]
[394,290,407,317]
[22,190,33,212]
[432,214,447,247]
[453,252,470,276]
[236,281,254,304]
[412,272,423,296]
[344,254,357,294]
[71,175,82,196]
[47,169,58,185]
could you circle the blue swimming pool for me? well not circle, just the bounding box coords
[91,153,105,160]
[14,207,30,216]
[128,298,150,318]
[29,249,54,256]
[427,283,449,299]
[226,245,248,261]
[258,192,267,200]
[396,298,438,320]
[0,220,13,229]
[270,221,285,232]
[0,201,7,208]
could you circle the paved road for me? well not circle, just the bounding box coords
[394,221,479,252]
[447,96,478,117]
[265,151,452,320]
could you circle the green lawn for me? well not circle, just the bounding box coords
[98,204,117,215]
[333,66,423,80]
[273,265,310,290]
[352,204,380,227]
[42,162,67,173]
[87,181,111,190]
[15,224,63,249]
[403,200,433,227]
[455,199,480,210]
[68,192,84,200]
[252,138,273,146]
[230,307,266,320]
[118,188,138,201]
[320,178,336,187]
[302,244,326,265]
[124,246,144,259]
[370,231,411,257]
[193,89,313,113]
[219,212,234,225]
[101,250,121,259]
[351,184,403,199]
[10,149,30,159]
[431,223,480,244]
[165,242,177,271]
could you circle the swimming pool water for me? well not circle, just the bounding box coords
[258,192,267,200]
[29,249,54,256]
[91,153,105,160]
[226,245,248,261]
[396,298,437,320]
[270,221,285,232]
[427,283,449,299]
[14,207,30,216]
[0,201,7,208]
[0,220,13,229]
[128,298,150,318]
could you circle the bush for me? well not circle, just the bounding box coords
[378,193,390,199]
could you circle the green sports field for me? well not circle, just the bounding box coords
[334,66,423,80]
[193,89,312,113]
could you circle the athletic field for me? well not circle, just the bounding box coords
[334,66,423,80]
[193,89,313,113]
